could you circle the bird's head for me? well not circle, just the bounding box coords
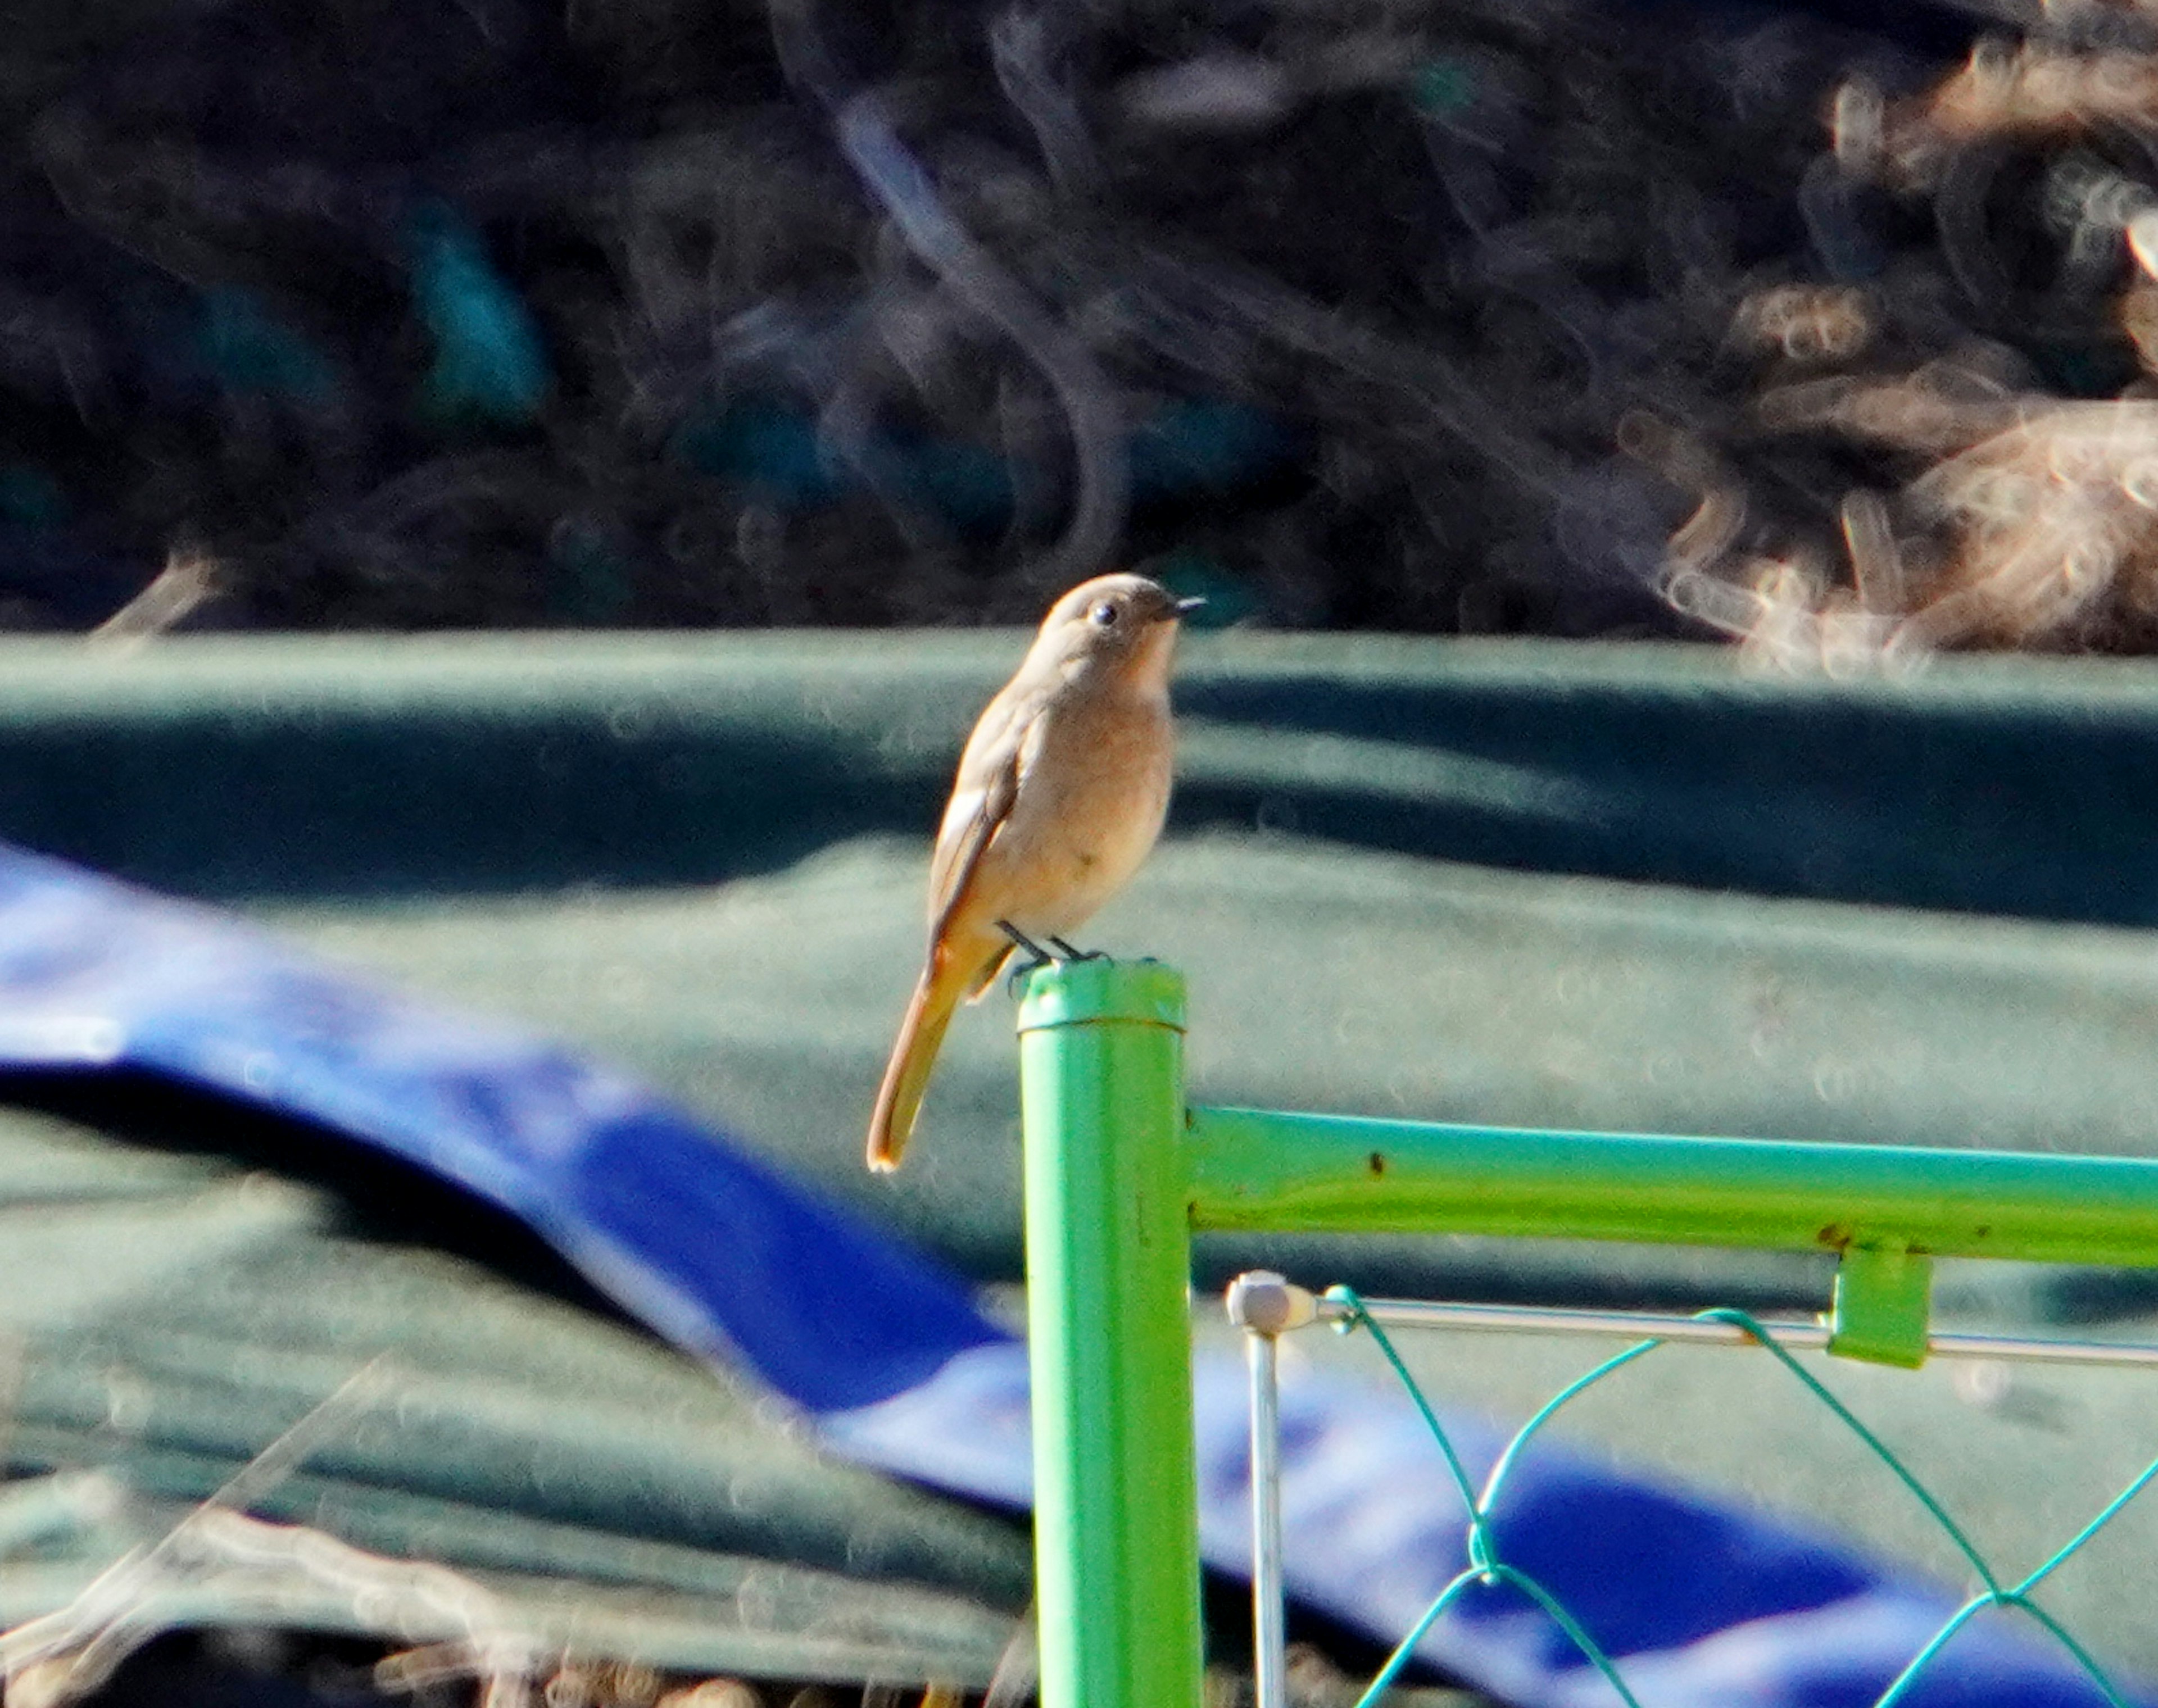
[1033,573,1204,687]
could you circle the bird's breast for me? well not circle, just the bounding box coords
[982,692,1173,937]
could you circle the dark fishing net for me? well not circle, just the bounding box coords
[9,0,2151,646]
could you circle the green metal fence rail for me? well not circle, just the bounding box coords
[1012,956,2158,1708]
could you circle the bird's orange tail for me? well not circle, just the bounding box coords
[865,947,973,1171]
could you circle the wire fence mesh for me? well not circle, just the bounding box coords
[1232,1279,2158,1708]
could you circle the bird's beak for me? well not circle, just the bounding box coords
[1172,596,1207,617]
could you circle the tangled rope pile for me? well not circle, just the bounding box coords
[10,0,2158,647]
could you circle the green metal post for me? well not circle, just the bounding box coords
[1016,957,1203,1708]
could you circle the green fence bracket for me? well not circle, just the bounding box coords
[1828,1244,1933,1368]
[1015,957,1203,1708]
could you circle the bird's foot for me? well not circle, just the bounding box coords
[998,921,1054,996]
[996,923,1108,995]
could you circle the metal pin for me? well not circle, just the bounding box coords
[1226,1273,1317,1708]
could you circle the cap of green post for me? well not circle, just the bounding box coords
[1017,956,1187,1033]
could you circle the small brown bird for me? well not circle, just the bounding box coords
[865,573,1201,1172]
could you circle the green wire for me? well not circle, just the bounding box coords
[1331,1292,1645,1708]
[2011,1602,2136,1708]
[1324,1298,2156,1707]
[1326,1289,1490,1562]
[2016,1451,2158,1596]
[1697,1309,2002,1595]
[1477,1336,1663,1524]
[1347,1570,1475,1708]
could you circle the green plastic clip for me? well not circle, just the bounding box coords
[1827,1244,1933,1368]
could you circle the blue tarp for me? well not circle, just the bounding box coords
[0,838,2142,1707]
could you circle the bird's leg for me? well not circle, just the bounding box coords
[996,920,1054,965]
[998,920,1055,997]
[996,923,1111,995]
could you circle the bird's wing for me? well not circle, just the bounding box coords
[927,685,1045,934]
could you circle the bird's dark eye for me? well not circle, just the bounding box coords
[1089,601,1119,626]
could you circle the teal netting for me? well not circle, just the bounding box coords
[1321,1288,2158,1708]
